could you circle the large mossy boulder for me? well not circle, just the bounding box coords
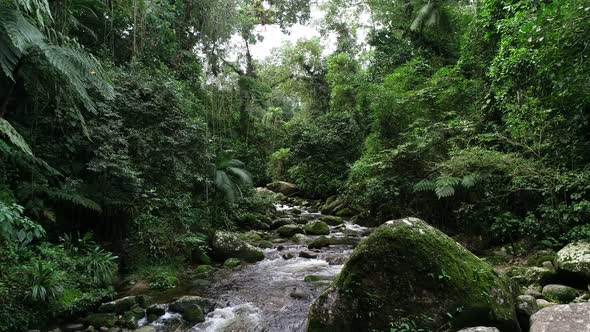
[170,296,214,323]
[85,313,118,328]
[277,224,305,237]
[211,231,264,263]
[307,218,520,332]
[556,241,590,280]
[304,221,330,235]
[266,181,299,196]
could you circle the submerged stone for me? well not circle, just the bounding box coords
[306,218,520,332]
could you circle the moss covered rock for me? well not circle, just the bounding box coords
[556,242,590,280]
[304,221,330,235]
[224,258,241,268]
[306,218,520,332]
[277,224,305,237]
[211,231,264,263]
[98,296,138,313]
[541,284,578,304]
[507,266,556,286]
[85,313,118,328]
[321,215,343,226]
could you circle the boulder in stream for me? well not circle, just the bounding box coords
[541,284,578,304]
[277,224,305,237]
[530,302,590,332]
[211,231,264,263]
[320,215,343,226]
[170,296,214,323]
[266,181,299,196]
[306,218,520,332]
[303,221,330,235]
[556,241,590,281]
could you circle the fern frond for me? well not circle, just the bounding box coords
[46,190,102,212]
[0,118,33,156]
[413,179,437,192]
[215,170,236,202]
[461,174,477,188]
[434,176,461,199]
[227,167,252,186]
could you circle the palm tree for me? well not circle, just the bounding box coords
[213,152,253,203]
[409,0,452,34]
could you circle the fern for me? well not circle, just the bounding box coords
[413,179,437,192]
[0,118,33,156]
[46,190,102,212]
[414,174,479,199]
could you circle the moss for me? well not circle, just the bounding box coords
[321,215,343,226]
[183,306,205,323]
[277,224,305,237]
[224,258,241,268]
[194,265,213,275]
[85,313,118,328]
[304,221,330,235]
[307,218,520,332]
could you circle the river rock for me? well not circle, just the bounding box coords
[516,295,538,331]
[321,215,343,226]
[211,231,264,263]
[292,233,308,244]
[266,181,299,196]
[270,218,295,230]
[85,313,118,328]
[146,304,166,318]
[224,258,241,268]
[303,221,330,235]
[170,296,213,323]
[535,299,556,309]
[63,323,84,332]
[99,296,138,313]
[508,266,555,286]
[530,302,590,332]
[457,328,500,332]
[299,251,318,259]
[277,224,304,237]
[556,241,590,280]
[306,218,520,332]
[541,284,578,304]
[133,327,156,332]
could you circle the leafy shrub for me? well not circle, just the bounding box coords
[267,148,292,182]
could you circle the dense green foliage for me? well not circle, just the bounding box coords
[1,0,589,329]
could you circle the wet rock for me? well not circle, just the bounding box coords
[277,224,304,237]
[63,323,84,332]
[266,181,299,196]
[170,296,211,323]
[299,251,318,259]
[85,313,118,328]
[535,299,557,309]
[303,221,330,235]
[258,240,273,248]
[290,287,308,300]
[271,218,295,230]
[195,264,214,275]
[282,253,295,260]
[456,328,500,332]
[146,304,166,319]
[307,218,520,332]
[321,215,343,226]
[98,296,137,313]
[276,245,285,251]
[542,284,578,303]
[516,295,538,331]
[211,231,264,263]
[292,233,308,244]
[133,327,156,332]
[556,241,590,281]
[304,275,330,282]
[508,266,556,286]
[530,303,590,332]
[524,287,544,299]
[224,258,241,268]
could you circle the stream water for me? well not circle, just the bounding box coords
[141,204,369,332]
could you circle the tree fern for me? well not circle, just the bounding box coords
[0,117,33,156]
[213,153,253,203]
[414,174,478,199]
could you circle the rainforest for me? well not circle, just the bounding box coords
[1,0,590,331]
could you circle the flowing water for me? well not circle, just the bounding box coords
[141,204,369,332]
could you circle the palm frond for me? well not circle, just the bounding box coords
[215,170,236,202]
[227,166,253,186]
